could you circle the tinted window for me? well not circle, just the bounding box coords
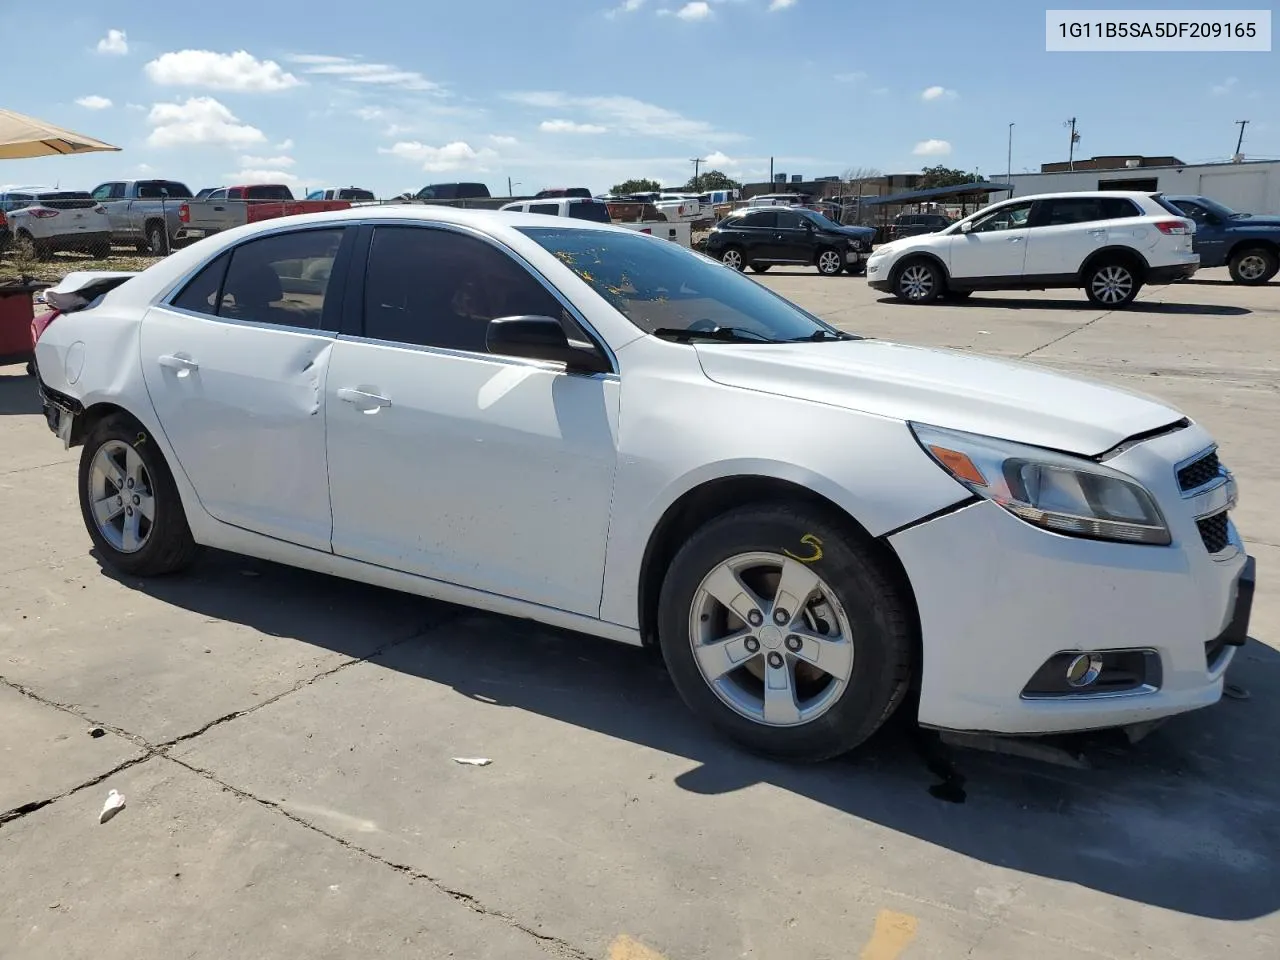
[244,185,293,201]
[1040,197,1136,226]
[775,210,805,229]
[137,180,193,199]
[519,227,847,342]
[528,203,560,216]
[568,200,612,223]
[736,211,777,228]
[969,201,1033,233]
[363,226,567,353]
[36,192,96,210]
[215,229,344,329]
[171,252,231,315]
[338,188,375,201]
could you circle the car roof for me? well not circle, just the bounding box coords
[1007,190,1158,202]
[204,203,632,234]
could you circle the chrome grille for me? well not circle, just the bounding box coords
[1196,511,1230,554]
[1178,450,1220,492]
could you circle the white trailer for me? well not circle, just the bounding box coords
[1004,160,1280,214]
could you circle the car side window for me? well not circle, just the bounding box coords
[208,189,227,201]
[91,184,114,201]
[214,229,345,330]
[775,210,805,229]
[969,201,1033,233]
[362,226,570,355]
[528,203,560,215]
[170,252,231,315]
[1099,197,1140,219]
[1041,198,1108,226]
[738,211,777,228]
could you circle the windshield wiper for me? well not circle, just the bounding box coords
[651,326,778,343]
[791,328,856,342]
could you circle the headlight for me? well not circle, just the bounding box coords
[849,239,863,251]
[910,424,1171,545]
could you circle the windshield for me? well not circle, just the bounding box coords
[799,209,844,230]
[1190,196,1240,219]
[519,227,853,343]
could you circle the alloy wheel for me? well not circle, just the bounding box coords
[721,249,743,270]
[1090,265,1134,304]
[1237,254,1268,281]
[87,439,156,554]
[817,250,842,275]
[688,552,855,727]
[898,264,934,300]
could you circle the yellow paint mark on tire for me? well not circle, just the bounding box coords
[608,934,667,960]
[783,533,824,564]
[858,909,918,960]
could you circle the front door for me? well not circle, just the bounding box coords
[139,226,352,551]
[773,209,814,263]
[326,224,620,616]
[948,200,1034,280]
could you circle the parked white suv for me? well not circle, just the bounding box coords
[867,191,1199,307]
[0,187,112,260]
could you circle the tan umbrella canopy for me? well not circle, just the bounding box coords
[0,107,120,160]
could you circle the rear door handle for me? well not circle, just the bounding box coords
[337,387,392,410]
[158,354,198,376]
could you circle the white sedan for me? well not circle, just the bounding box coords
[32,206,1254,761]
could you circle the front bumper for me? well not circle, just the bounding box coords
[866,257,891,290]
[890,484,1251,735]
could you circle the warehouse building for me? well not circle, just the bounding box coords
[1004,157,1280,214]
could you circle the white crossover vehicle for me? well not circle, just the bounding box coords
[33,207,1253,761]
[867,191,1199,307]
[0,187,112,259]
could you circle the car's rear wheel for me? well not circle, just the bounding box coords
[892,258,942,303]
[146,222,171,257]
[1228,246,1278,285]
[816,248,844,276]
[749,263,771,273]
[78,413,199,577]
[89,242,111,261]
[1084,260,1141,307]
[657,504,913,761]
[720,247,746,271]
[14,231,47,261]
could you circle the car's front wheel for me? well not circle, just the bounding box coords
[1084,260,1141,307]
[78,412,199,577]
[816,248,844,276]
[720,247,746,271]
[146,222,171,257]
[658,504,913,761]
[1228,246,1278,285]
[749,263,771,273]
[892,258,942,303]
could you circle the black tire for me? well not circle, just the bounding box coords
[657,503,914,762]
[1228,246,1278,285]
[892,258,942,303]
[14,231,44,261]
[749,264,771,273]
[1083,259,1142,307]
[815,247,844,276]
[846,261,867,277]
[78,412,199,577]
[89,242,111,261]
[145,221,171,256]
[720,246,746,271]
[25,361,36,377]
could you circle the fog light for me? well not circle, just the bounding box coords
[1066,654,1103,688]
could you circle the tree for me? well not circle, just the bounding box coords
[610,177,662,195]
[842,165,884,184]
[917,165,977,189]
[684,169,741,192]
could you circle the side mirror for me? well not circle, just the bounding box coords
[485,315,611,375]
[959,221,973,233]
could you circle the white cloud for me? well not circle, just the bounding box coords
[380,140,499,173]
[507,90,737,141]
[96,29,128,55]
[239,154,295,168]
[676,1,712,19]
[289,54,442,93]
[146,97,267,148]
[769,0,797,9]
[834,71,867,83]
[540,119,608,134]
[1210,76,1238,95]
[605,0,646,16]
[921,85,958,101]
[223,168,303,187]
[145,50,302,92]
[354,106,386,121]
[703,150,739,168]
[126,102,146,112]
[912,138,952,157]
[489,134,519,145]
[75,95,113,110]
[276,138,294,151]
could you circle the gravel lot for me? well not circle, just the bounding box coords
[1,266,1277,960]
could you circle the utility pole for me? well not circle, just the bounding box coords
[1234,120,1249,159]
[689,157,705,189]
[1064,117,1079,170]
[769,156,774,184]
[1006,123,1014,196]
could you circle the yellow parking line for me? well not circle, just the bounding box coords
[858,909,918,960]
[608,934,668,960]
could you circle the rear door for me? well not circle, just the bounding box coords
[1022,196,1142,277]
[732,209,780,260]
[139,226,354,550]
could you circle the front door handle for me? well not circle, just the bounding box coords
[337,387,392,410]
[1008,237,1021,243]
[158,354,198,376]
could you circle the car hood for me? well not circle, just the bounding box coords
[1230,214,1280,228]
[827,224,875,240]
[694,339,1185,457]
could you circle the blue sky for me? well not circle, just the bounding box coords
[3,0,1277,197]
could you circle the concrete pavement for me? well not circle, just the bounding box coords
[1,267,1276,959]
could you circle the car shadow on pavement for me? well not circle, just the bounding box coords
[875,296,1251,316]
[0,369,41,415]
[107,548,1280,923]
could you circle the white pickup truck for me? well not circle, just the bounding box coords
[500,197,692,247]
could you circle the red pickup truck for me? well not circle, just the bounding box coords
[174,184,352,243]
